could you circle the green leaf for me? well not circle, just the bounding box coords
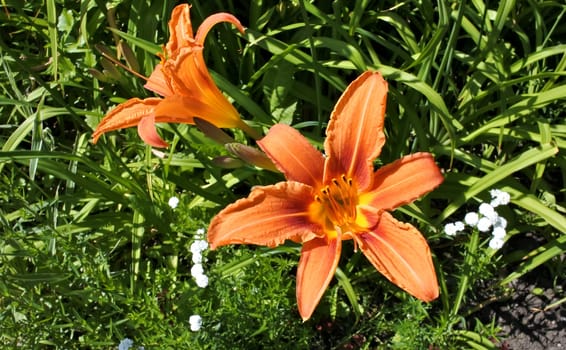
[500,234,566,285]
[437,143,559,222]
[107,27,162,55]
[335,267,363,321]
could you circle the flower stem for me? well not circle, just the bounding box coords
[450,228,480,319]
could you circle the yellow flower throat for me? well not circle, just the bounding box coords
[310,174,361,237]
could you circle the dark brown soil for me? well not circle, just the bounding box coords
[489,278,565,349]
[468,231,564,350]
[470,247,565,350]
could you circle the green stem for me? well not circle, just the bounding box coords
[450,228,479,319]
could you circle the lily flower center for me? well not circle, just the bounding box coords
[311,174,360,235]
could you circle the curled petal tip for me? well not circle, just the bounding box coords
[195,12,246,45]
[138,115,169,148]
[92,97,162,146]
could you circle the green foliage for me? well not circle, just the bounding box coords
[1,0,565,348]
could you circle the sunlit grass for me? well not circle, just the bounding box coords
[1,0,565,348]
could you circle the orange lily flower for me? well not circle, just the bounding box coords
[92,4,257,148]
[208,71,444,321]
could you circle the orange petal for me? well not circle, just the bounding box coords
[165,4,195,58]
[258,124,325,187]
[355,212,439,302]
[296,236,341,321]
[159,49,242,128]
[92,97,162,144]
[208,182,322,249]
[152,95,196,124]
[361,152,444,212]
[137,115,169,148]
[324,71,388,190]
[195,12,245,45]
[144,64,174,97]
[164,47,211,97]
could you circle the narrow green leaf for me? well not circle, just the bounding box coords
[504,186,566,234]
[46,0,58,81]
[107,27,162,55]
[462,85,566,143]
[335,267,363,321]
[438,143,558,221]
[500,235,566,285]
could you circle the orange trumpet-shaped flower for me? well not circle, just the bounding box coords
[92,4,257,148]
[208,71,444,321]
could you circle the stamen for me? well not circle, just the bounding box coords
[314,174,358,228]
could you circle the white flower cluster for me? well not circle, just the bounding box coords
[186,229,208,332]
[191,228,209,288]
[444,189,511,250]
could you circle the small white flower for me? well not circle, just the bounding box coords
[168,196,180,209]
[454,221,465,232]
[477,217,492,232]
[192,251,203,264]
[490,189,510,207]
[444,223,458,236]
[197,240,208,251]
[488,237,505,249]
[493,216,507,229]
[191,239,208,264]
[464,212,479,226]
[479,203,498,222]
[195,274,209,288]
[196,228,206,237]
[190,240,208,255]
[191,263,204,277]
[118,338,134,350]
[492,227,506,239]
[189,315,202,331]
[190,242,201,255]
